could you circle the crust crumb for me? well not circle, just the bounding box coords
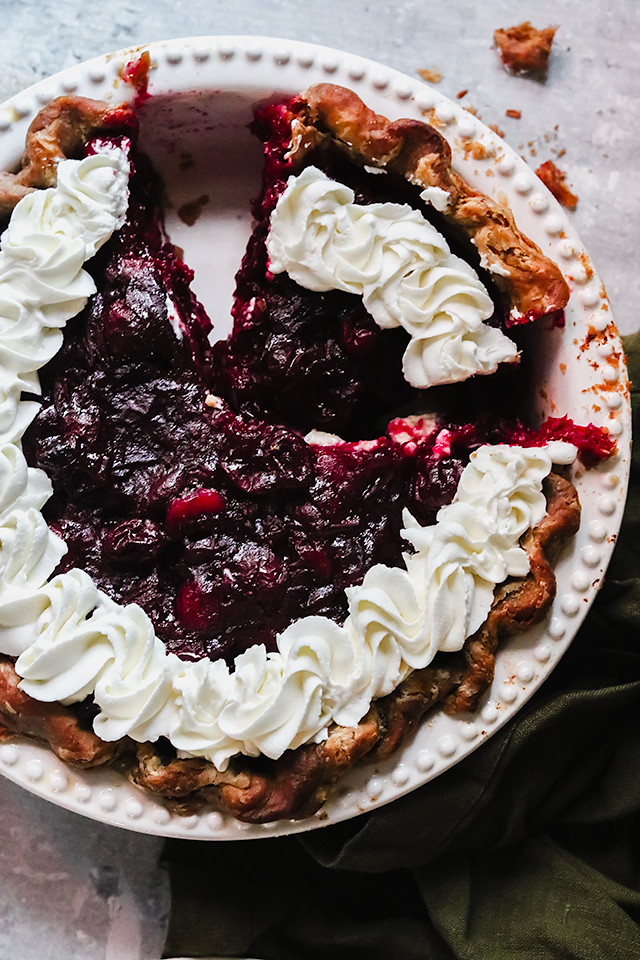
[536,160,579,208]
[494,21,558,76]
[417,68,443,84]
[463,140,487,161]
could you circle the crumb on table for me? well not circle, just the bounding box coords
[417,68,443,83]
[494,21,558,76]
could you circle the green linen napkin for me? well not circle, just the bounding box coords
[162,335,640,960]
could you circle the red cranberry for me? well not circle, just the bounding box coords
[166,489,225,530]
[176,581,217,632]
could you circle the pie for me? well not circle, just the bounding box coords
[0,83,614,823]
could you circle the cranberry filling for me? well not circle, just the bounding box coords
[21,119,612,668]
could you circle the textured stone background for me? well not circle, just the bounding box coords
[0,2,637,958]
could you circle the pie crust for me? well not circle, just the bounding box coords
[291,83,569,323]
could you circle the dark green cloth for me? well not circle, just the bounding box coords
[162,335,640,960]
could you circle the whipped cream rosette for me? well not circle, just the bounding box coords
[267,165,518,389]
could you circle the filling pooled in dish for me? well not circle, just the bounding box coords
[0,86,615,822]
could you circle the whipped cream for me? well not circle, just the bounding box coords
[0,144,130,391]
[0,143,131,658]
[0,142,577,772]
[266,166,518,388]
[420,186,451,213]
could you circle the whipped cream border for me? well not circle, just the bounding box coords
[0,146,576,773]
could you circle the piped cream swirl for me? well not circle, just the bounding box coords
[266,165,518,388]
[0,143,131,661]
[0,143,130,388]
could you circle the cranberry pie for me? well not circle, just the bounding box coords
[0,85,613,822]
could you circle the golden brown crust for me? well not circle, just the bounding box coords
[293,83,569,320]
[446,471,581,714]
[0,96,133,217]
[129,743,233,797]
[295,84,457,190]
[369,667,459,762]
[128,675,458,822]
[0,657,118,766]
[130,712,382,823]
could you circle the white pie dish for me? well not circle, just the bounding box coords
[0,35,630,840]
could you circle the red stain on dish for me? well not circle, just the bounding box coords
[534,416,617,465]
[100,104,139,137]
[506,307,565,329]
[121,50,151,106]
